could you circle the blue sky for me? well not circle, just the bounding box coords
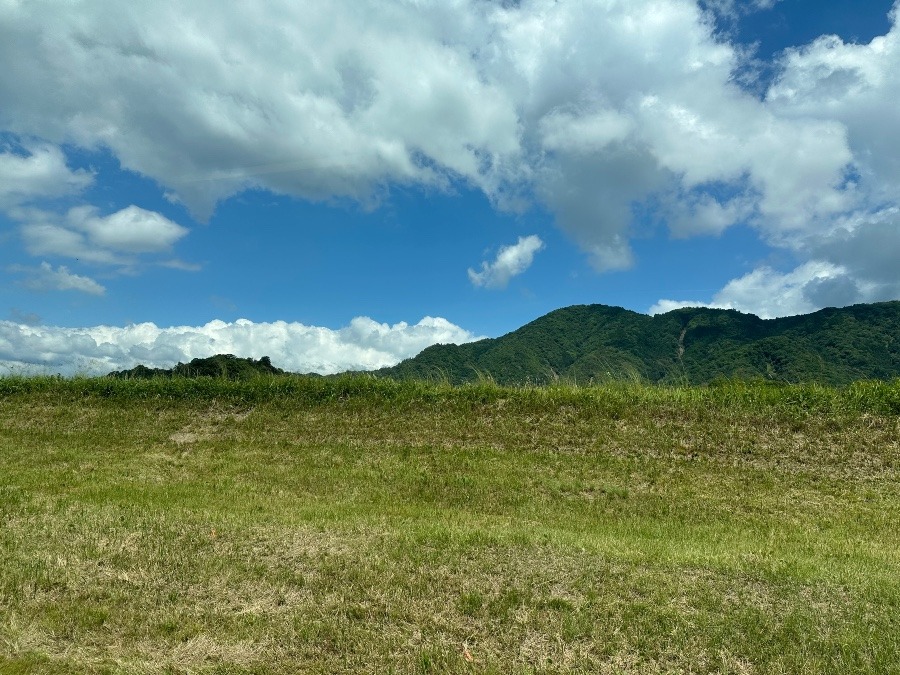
[1,0,899,374]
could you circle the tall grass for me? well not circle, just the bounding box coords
[2,372,899,415]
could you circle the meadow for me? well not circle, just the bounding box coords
[1,375,899,673]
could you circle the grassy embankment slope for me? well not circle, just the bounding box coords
[1,376,899,673]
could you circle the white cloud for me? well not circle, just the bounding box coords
[21,218,123,265]
[650,260,877,319]
[665,191,756,238]
[0,0,845,268]
[655,7,900,317]
[0,316,482,376]
[0,142,191,277]
[0,0,522,219]
[0,143,92,208]
[19,205,189,266]
[765,19,900,274]
[11,262,106,295]
[649,298,719,315]
[160,259,203,272]
[468,235,544,289]
[69,205,189,253]
[539,109,634,155]
[0,0,897,300]
[705,263,845,318]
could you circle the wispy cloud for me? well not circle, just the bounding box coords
[468,235,544,289]
[701,0,782,21]
[11,262,106,296]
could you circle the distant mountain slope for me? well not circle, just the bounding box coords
[379,302,900,386]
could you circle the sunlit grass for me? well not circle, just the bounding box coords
[1,376,899,672]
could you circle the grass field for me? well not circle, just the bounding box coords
[1,376,899,673]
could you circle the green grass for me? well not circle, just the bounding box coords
[1,376,899,673]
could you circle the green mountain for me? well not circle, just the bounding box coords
[108,354,284,380]
[379,302,900,386]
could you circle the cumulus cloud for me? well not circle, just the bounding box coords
[0,316,482,376]
[655,6,900,316]
[766,23,900,269]
[0,0,522,219]
[0,143,93,208]
[0,0,854,265]
[1,0,898,303]
[665,190,757,238]
[20,205,189,267]
[10,262,106,295]
[468,235,544,289]
[70,205,188,253]
[0,142,192,278]
[649,261,878,318]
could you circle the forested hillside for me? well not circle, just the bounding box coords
[380,302,900,385]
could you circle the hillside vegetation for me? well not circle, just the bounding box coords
[1,375,899,673]
[381,301,900,386]
[108,354,284,380]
